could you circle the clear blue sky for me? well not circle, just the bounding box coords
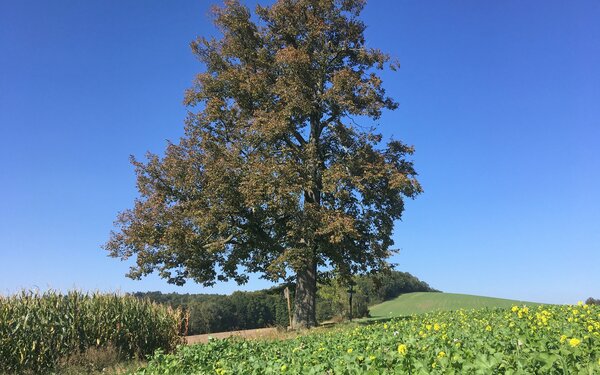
[1,1,598,304]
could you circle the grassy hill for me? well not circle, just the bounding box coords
[368,292,542,319]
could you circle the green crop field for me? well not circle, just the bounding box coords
[133,302,600,374]
[0,291,184,374]
[368,292,542,319]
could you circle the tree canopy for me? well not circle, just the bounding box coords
[105,0,421,328]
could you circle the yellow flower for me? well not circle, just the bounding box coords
[560,335,567,343]
[437,351,446,358]
[397,344,408,355]
[369,355,376,361]
[568,338,581,347]
[383,323,388,329]
[280,364,287,372]
[512,306,519,312]
[485,325,492,332]
[347,348,353,354]
[434,323,440,331]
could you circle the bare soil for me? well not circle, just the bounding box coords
[184,327,280,345]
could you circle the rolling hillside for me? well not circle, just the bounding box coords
[368,292,542,319]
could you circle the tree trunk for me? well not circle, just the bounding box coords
[290,113,322,330]
[292,257,317,329]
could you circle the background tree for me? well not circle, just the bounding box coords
[105,0,421,328]
[316,270,438,322]
[586,297,600,306]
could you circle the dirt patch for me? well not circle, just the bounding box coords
[184,327,280,345]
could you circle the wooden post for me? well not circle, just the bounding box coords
[347,284,354,321]
[284,286,293,329]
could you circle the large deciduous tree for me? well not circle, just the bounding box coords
[105,0,422,329]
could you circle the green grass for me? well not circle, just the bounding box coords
[368,292,542,319]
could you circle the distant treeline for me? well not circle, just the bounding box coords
[133,289,289,335]
[133,271,438,335]
[586,297,600,305]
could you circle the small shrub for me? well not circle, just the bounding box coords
[56,344,122,374]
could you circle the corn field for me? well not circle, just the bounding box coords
[0,290,185,374]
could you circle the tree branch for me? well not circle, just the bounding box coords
[202,233,236,249]
[292,130,307,146]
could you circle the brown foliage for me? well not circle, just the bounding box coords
[105,0,421,328]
